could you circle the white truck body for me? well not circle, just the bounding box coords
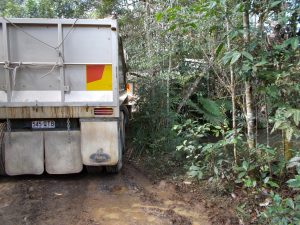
[0,18,127,175]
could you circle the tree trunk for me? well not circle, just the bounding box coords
[225,3,237,163]
[144,0,151,56]
[167,47,172,117]
[264,94,270,147]
[243,0,255,149]
[264,94,272,175]
[245,80,255,148]
[283,130,292,161]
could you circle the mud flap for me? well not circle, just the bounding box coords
[5,132,44,175]
[45,131,82,174]
[80,120,119,166]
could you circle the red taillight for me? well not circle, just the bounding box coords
[94,107,113,115]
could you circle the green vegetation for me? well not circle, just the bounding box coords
[1,0,300,223]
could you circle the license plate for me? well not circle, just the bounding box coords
[32,121,55,129]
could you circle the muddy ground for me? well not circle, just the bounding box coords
[0,164,217,225]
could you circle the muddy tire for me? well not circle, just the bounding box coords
[106,136,123,174]
[106,143,122,174]
[86,166,103,174]
[120,105,129,127]
[106,111,125,174]
[106,162,121,174]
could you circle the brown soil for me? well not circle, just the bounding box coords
[0,164,212,225]
[129,155,240,225]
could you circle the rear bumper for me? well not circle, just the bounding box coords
[0,106,119,119]
[3,120,120,175]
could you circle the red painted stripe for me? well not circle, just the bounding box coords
[86,65,105,83]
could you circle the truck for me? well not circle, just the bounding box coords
[0,18,129,175]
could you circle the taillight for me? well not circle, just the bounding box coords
[94,107,113,115]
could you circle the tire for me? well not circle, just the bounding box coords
[106,147,122,173]
[120,112,126,151]
[120,105,129,127]
[106,162,121,174]
[106,112,125,174]
[86,166,103,174]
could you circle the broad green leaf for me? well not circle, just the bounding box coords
[222,52,234,65]
[270,0,282,8]
[272,193,281,204]
[209,1,217,9]
[255,60,267,67]
[198,97,221,116]
[215,43,224,58]
[238,171,246,179]
[285,109,294,118]
[234,3,243,13]
[220,0,226,7]
[242,51,253,61]
[230,52,241,65]
[214,166,218,175]
[271,120,284,132]
[187,23,197,29]
[285,198,295,209]
[173,125,179,130]
[287,175,300,189]
[176,145,184,151]
[197,170,203,179]
[242,63,252,72]
[155,12,163,22]
[264,177,270,184]
[268,180,279,188]
[189,165,200,171]
[290,37,299,50]
[293,110,300,126]
[168,24,177,31]
[242,161,249,170]
[188,170,198,177]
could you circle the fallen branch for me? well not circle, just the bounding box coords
[128,72,148,78]
[177,73,206,113]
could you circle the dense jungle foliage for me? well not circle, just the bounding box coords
[1,0,300,224]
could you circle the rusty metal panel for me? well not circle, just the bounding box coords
[4,132,44,175]
[80,120,119,166]
[0,18,119,107]
[0,106,117,119]
[45,131,82,174]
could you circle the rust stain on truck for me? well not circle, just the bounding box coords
[0,107,116,119]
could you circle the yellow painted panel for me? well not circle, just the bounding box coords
[86,65,112,91]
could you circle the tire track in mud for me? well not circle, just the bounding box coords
[0,165,211,225]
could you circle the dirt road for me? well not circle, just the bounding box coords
[0,165,211,225]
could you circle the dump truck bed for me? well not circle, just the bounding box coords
[0,18,127,176]
[0,18,123,109]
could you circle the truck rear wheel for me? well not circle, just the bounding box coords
[106,111,125,174]
[106,142,122,174]
[106,133,123,174]
[86,166,103,174]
